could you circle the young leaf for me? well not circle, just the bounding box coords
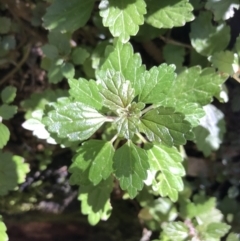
[113,141,149,198]
[98,40,145,95]
[68,78,103,110]
[99,71,135,112]
[0,123,10,149]
[1,86,17,104]
[43,0,95,32]
[47,61,64,84]
[43,98,107,142]
[205,0,239,21]
[168,66,227,106]
[162,221,189,241]
[140,107,193,146]
[71,47,90,65]
[114,102,145,139]
[69,140,114,186]
[205,222,231,239]
[145,0,194,29]
[78,176,113,225]
[0,218,8,241]
[41,44,59,60]
[0,104,17,120]
[0,151,29,196]
[145,143,185,202]
[138,64,176,104]
[190,12,230,56]
[61,62,75,79]
[208,51,239,75]
[99,0,146,43]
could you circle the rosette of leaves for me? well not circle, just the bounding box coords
[43,41,227,225]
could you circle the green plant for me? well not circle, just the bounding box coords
[1,0,240,240]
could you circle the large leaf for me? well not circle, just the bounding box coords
[163,221,189,241]
[99,71,135,112]
[0,123,10,149]
[43,0,95,32]
[69,140,114,186]
[205,0,239,21]
[78,176,113,225]
[138,64,176,104]
[167,66,227,106]
[145,143,185,202]
[98,40,145,95]
[140,107,193,146]
[205,222,231,239]
[43,98,107,142]
[99,0,146,43]
[68,78,103,110]
[190,12,230,56]
[145,0,194,29]
[113,141,149,198]
[0,151,29,196]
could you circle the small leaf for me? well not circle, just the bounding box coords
[1,86,17,104]
[0,104,17,120]
[69,140,114,186]
[0,151,29,196]
[145,143,185,202]
[43,0,95,32]
[0,218,8,241]
[0,123,10,149]
[47,61,64,83]
[138,64,176,104]
[206,222,231,239]
[78,176,113,225]
[68,78,103,110]
[163,221,189,241]
[41,44,59,60]
[61,62,75,79]
[190,12,230,56]
[44,98,107,142]
[205,0,239,21]
[71,47,90,65]
[99,0,146,43]
[209,51,239,75]
[98,40,145,95]
[145,0,194,29]
[99,71,135,112]
[113,141,149,198]
[226,233,240,241]
[140,107,193,146]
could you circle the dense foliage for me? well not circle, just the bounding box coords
[0,0,240,240]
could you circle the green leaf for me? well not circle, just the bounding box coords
[78,176,113,225]
[227,233,240,241]
[113,141,149,198]
[0,17,11,34]
[99,0,146,43]
[47,61,64,83]
[68,78,103,110]
[205,0,239,21]
[99,71,135,112]
[145,143,185,202]
[1,86,17,104]
[206,222,231,239]
[145,0,194,29]
[41,44,59,60]
[0,151,29,196]
[168,66,227,106]
[0,104,17,120]
[71,47,90,65]
[208,51,239,75]
[44,98,107,142]
[190,12,230,56]
[69,140,114,186]
[163,221,189,241]
[61,62,75,79]
[0,123,10,149]
[98,40,145,95]
[114,102,145,139]
[162,100,205,127]
[0,218,8,241]
[140,107,193,146]
[138,64,176,104]
[43,0,95,32]
[194,104,226,157]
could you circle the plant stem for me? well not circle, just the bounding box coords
[141,105,155,115]
[136,132,148,144]
[105,116,116,122]
[160,35,193,49]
